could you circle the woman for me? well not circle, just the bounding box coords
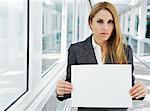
[56,2,147,111]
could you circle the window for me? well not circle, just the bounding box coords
[0,0,28,110]
[123,15,125,32]
[128,15,130,32]
[134,15,139,36]
[144,42,150,56]
[42,0,62,74]
[146,15,150,39]
[131,39,138,54]
[67,1,74,48]
[146,0,150,39]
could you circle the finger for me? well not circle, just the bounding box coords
[57,83,73,90]
[58,87,73,92]
[57,91,72,95]
[58,81,72,86]
[56,88,65,96]
[130,84,144,96]
[57,87,72,95]
[57,91,64,96]
[64,91,72,94]
[57,81,73,88]
[57,80,71,86]
[131,88,145,98]
[130,82,141,92]
[56,81,73,95]
[135,92,146,99]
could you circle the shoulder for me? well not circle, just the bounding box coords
[123,43,133,63]
[68,35,92,51]
[69,41,84,49]
[123,43,133,55]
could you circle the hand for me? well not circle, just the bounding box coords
[56,80,73,96]
[129,82,147,99]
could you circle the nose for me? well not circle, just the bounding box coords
[102,23,109,31]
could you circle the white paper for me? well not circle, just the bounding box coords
[71,64,132,108]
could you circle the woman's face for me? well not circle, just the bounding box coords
[89,9,114,44]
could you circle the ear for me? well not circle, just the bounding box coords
[88,20,93,30]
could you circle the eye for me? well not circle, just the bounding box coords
[108,20,114,24]
[97,19,103,24]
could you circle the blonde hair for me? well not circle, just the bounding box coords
[88,2,128,64]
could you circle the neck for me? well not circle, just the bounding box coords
[93,35,107,47]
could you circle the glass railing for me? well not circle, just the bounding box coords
[42,92,71,111]
[124,34,150,68]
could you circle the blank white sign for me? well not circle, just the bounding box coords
[71,64,132,108]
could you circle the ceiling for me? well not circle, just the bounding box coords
[90,0,133,14]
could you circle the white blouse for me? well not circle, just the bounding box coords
[92,37,103,64]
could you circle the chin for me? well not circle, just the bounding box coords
[101,37,109,41]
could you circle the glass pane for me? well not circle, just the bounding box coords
[146,15,150,39]
[131,39,138,54]
[42,0,62,74]
[77,4,81,42]
[128,15,130,32]
[42,92,68,111]
[134,15,139,36]
[146,0,150,39]
[0,0,28,110]
[67,1,74,48]
[139,41,150,66]
[144,42,150,56]
[123,35,129,43]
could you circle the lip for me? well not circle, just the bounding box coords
[100,33,109,34]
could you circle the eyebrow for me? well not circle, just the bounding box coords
[96,18,113,21]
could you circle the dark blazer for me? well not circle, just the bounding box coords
[57,35,144,111]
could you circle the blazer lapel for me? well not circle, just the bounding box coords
[83,35,113,64]
[83,35,98,64]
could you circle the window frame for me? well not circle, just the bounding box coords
[3,0,29,110]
